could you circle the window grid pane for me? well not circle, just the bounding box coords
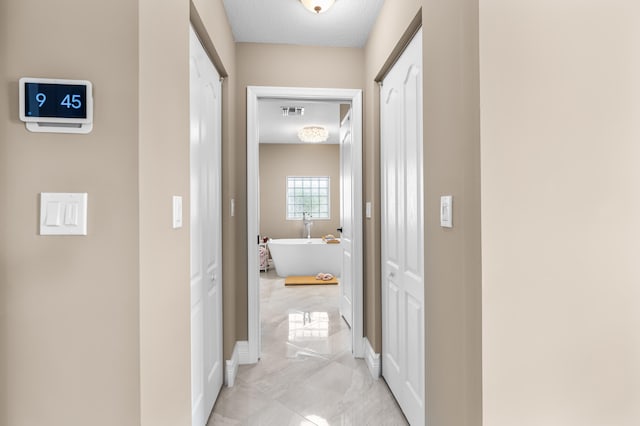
[286,176,330,220]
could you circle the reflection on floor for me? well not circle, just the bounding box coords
[207,268,408,425]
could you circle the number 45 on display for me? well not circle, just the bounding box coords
[60,94,82,109]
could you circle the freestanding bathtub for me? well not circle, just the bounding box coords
[267,238,342,277]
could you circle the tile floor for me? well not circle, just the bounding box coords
[207,268,408,426]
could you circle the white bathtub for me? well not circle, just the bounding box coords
[267,238,342,277]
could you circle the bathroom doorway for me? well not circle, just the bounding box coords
[246,86,364,362]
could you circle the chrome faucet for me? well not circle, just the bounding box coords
[303,212,313,239]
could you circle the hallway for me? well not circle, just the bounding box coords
[208,270,407,425]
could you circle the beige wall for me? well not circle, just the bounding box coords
[140,0,240,421]
[235,43,364,338]
[1,0,237,424]
[366,1,482,425]
[259,144,340,239]
[139,0,191,424]
[2,1,141,425]
[0,0,6,419]
[480,1,640,425]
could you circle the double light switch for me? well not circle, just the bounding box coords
[40,193,88,235]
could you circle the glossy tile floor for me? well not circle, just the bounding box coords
[207,268,408,426]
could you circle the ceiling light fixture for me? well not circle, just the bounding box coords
[298,125,329,143]
[300,0,335,14]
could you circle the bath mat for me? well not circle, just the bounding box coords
[285,275,339,286]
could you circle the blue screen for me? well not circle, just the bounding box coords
[24,82,87,119]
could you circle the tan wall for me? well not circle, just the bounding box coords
[1,0,237,424]
[1,1,141,425]
[366,0,482,425]
[259,144,340,239]
[0,0,6,419]
[138,0,191,424]
[235,43,364,338]
[140,0,239,422]
[481,1,640,425]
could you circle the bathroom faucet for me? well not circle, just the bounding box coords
[303,212,313,239]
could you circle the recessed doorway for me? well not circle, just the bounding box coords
[246,86,364,362]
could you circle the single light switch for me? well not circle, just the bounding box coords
[40,193,87,235]
[440,195,453,228]
[231,198,235,217]
[45,201,62,226]
[172,196,183,229]
[365,202,372,219]
[64,203,79,225]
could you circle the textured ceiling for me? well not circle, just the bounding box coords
[222,0,384,48]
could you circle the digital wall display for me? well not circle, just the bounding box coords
[24,82,88,119]
[19,77,93,134]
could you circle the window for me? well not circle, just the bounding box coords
[286,176,330,220]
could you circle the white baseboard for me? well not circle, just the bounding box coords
[225,340,252,387]
[237,340,251,364]
[225,343,240,387]
[364,337,381,379]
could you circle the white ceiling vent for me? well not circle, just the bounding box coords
[281,106,305,117]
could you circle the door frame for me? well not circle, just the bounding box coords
[246,86,364,362]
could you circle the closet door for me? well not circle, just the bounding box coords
[190,26,223,426]
[381,28,425,426]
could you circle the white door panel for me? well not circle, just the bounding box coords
[385,278,402,373]
[190,301,204,426]
[406,294,424,394]
[190,26,223,426]
[339,111,354,329]
[381,28,425,426]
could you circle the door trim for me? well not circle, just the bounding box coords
[246,86,364,361]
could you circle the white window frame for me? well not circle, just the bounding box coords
[285,176,331,220]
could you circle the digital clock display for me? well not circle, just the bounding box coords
[24,82,87,119]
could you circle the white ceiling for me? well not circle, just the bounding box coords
[222,0,385,48]
[258,99,342,144]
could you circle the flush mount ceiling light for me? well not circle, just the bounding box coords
[300,0,335,14]
[298,125,329,142]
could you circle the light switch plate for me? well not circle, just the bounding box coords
[440,195,453,228]
[40,193,88,235]
[365,202,372,219]
[172,196,183,229]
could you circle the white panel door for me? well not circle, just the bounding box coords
[190,26,223,426]
[381,28,425,426]
[339,109,353,329]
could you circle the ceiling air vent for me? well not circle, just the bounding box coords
[281,106,305,117]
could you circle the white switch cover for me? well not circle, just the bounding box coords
[40,193,88,235]
[172,196,183,229]
[440,195,453,228]
[365,202,372,219]
[231,198,235,217]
